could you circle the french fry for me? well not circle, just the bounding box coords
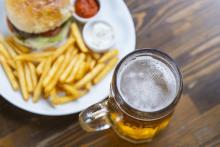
[28,62,37,88]
[44,86,55,99]
[7,61,16,70]
[36,61,45,75]
[50,96,78,105]
[99,49,119,63]
[43,55,64,87]
[52,37,75,60]
[90,60,96,70]
[50,89,57,100]
[0,38,17,57]
[94,57,118,84]
[0,43,12,59]
[48,89,57,107]
[0,43,16,68]
[86,56,95,71]
[7,37,30,53]
[33,58,52,102]
[13,42,30,53]
[61,84,79,96]
[85,82,92,91]
[75,61,87,80]
[65,53,85,83]
[59,56,78,82]
[15,52,52,62]
[43,91,50,99]
[16,61,29,101]
[6,45,17,58]
[0,56,19,90]
[70,49,78,59]
[60,49,77,76]
[86,55,92,62]
[45,52,72,92]
[13,70,18,78]
[66,45,74,55]
[75,64,105,89]
[6,39,23,55]
[71,23,88,52]
[50,90,87,105]
[91,52,101,60]
[45,52,74,91]
[85,62,91,73]
[78,89,88,97]
[24,63,34,93]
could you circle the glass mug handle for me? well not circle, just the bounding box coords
[79,99,111,132]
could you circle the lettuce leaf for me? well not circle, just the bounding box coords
[16,21,70,50]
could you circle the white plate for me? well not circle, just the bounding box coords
[0,0,136,116]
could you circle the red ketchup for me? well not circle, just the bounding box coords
[75,0,99,18]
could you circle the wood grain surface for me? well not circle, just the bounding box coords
[1,0,220,146]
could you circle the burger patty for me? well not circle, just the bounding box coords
[7,18,62,39]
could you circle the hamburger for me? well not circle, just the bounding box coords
[5,0,72,50]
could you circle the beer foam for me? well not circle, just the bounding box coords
[118,56,177,112]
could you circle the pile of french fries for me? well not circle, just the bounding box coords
[0,22,119,106]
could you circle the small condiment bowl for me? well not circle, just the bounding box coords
[83,19,116,53]
[71,0,101,23]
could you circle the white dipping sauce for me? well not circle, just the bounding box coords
[91,22,114,49]
[83,20,115,52]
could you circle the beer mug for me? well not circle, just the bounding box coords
[79,49,183,143]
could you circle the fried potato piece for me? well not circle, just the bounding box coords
[15,52,53,62]
[50,90,87,105]
[85,82,92,91]
[61,84,79,96]
[89,60,96,70]
[43,55,64,87]
[33,58,52,102]
[36,61,45,75]
[13,70,18,78]
[52,37,75,60]
[75,61,87,80]
[94,57,118,84]
[75,64,105,89]
[91,52,101,60]
[0,56,19,90]
[59,56,78,82]
[65,53,85,83]
[71,23,88,52]
[0,43,16,68]
[0,38,17,57]
[28,62,37,88]
[16,61,29,101]
[45,53,71,93]
[86,56,96,71]
[60,49,77,76]
[7,37,30,53]
[50,96,78,105]
[24,63,34,93]
[99,49,119,63]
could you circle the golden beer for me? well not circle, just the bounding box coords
[79,49,183,143]
[108,96,173,142]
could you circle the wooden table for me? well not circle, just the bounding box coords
[1,0,220,146]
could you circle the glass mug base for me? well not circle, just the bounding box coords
[108,106,172,143]
[113,128,153,144]
[79,49,183,144]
